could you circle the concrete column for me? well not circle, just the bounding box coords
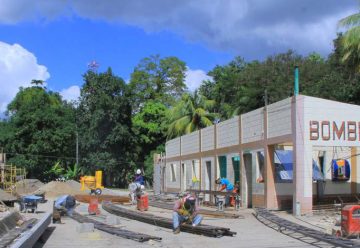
[265,145,277,209]
[292,95,312,215]
[351,147,357,194]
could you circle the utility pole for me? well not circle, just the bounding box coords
[76,131,79,166]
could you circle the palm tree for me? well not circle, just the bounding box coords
[167,91,218,139]
[338,10,360,71]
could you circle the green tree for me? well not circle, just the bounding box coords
[167,92,217,139]
[132,101,168,166]
[338,9,360,71]
[78,68,135,186]
[129,55,187,112]
[0,86,76,180]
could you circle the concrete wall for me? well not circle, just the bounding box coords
[181,131,200,155]
[201,126,215,151]
[217,117,239,148]
[165,161,180,190]
[165,137,180,158]
[242,108,264,144]
[267,98,292,139]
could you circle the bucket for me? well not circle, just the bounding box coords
[137,193,149,211]
[88,198,100,215]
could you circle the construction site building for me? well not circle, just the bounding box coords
[154,95,360,215]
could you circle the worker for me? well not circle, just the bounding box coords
[172,194,202,234]
[134,169,145,186]
[54,195,77,217]
[215,178,234,207]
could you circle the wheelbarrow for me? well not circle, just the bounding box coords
[20,195,43,213]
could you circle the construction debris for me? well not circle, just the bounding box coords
[102,202,236,238]
[71,211,162,242]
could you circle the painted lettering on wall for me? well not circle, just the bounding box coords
[310,121,359,141]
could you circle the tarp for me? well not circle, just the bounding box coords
[274,150,324,181]
[275,150,293,181]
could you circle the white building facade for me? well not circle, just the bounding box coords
[156,95,360,214]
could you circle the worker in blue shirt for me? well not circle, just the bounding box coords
[215,178,234,207]
[134,169,145,186]
[54,195,76,216]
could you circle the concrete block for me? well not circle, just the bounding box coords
[105,216,121,225]
[76,223,94,233]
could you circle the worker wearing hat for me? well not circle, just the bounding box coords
[134,169,145,186]
[172,194,202,234]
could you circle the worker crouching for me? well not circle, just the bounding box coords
[172,195,202,234]
[53,195,77,223]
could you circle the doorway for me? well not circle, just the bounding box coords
[181,163,186,191]
[205,161,212,201]
[243,153,253,208]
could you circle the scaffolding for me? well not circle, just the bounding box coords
[0,153,26,195]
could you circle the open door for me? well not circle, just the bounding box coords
[204,161,211,201]
[243,153,253,208]
[181,163,186,191]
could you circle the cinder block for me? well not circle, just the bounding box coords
[105,216,121,225]
[76,223,94,233]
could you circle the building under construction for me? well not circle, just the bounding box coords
[154,95,360,214]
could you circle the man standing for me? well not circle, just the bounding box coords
[172,194,203,234]
[215,178,234,207]
[134,169,145,186]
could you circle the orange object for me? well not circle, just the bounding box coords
[137,194,149,211]
[341,205,360,237]
[88,198,100,215]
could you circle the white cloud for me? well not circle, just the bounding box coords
[0,1,357,58]
[185,67,212,92]
[0,41,50,112]
[60,85,80,102]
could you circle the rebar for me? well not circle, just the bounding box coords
[148,200,242,219]
[71,211,162,242]
[102,202,236,238]
[255,208,357,248]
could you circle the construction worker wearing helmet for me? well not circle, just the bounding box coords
[134,169,145,186]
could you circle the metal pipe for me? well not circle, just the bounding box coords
[294,66,299,96]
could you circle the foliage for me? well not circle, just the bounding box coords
[167,91,218,139]
[132,100,168,171]
[0,86,76,180]
[77,68,135,187]
[338,10,360,72]
[129,55,187,113]
[65,163,81,180]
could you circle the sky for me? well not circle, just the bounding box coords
[0,0,358,112]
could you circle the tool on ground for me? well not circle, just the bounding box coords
[88,198,100,215]
[215,195,225,211]
[80,170,104,195]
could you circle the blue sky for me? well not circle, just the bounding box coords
[0,0,358,111]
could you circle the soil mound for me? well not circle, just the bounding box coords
[16,179,44,195]
[34,180,88,197]
[0,189,17,202]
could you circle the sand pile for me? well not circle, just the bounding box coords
[0,189,17,202]
[16,179,44,195]
[34,180,88,197]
